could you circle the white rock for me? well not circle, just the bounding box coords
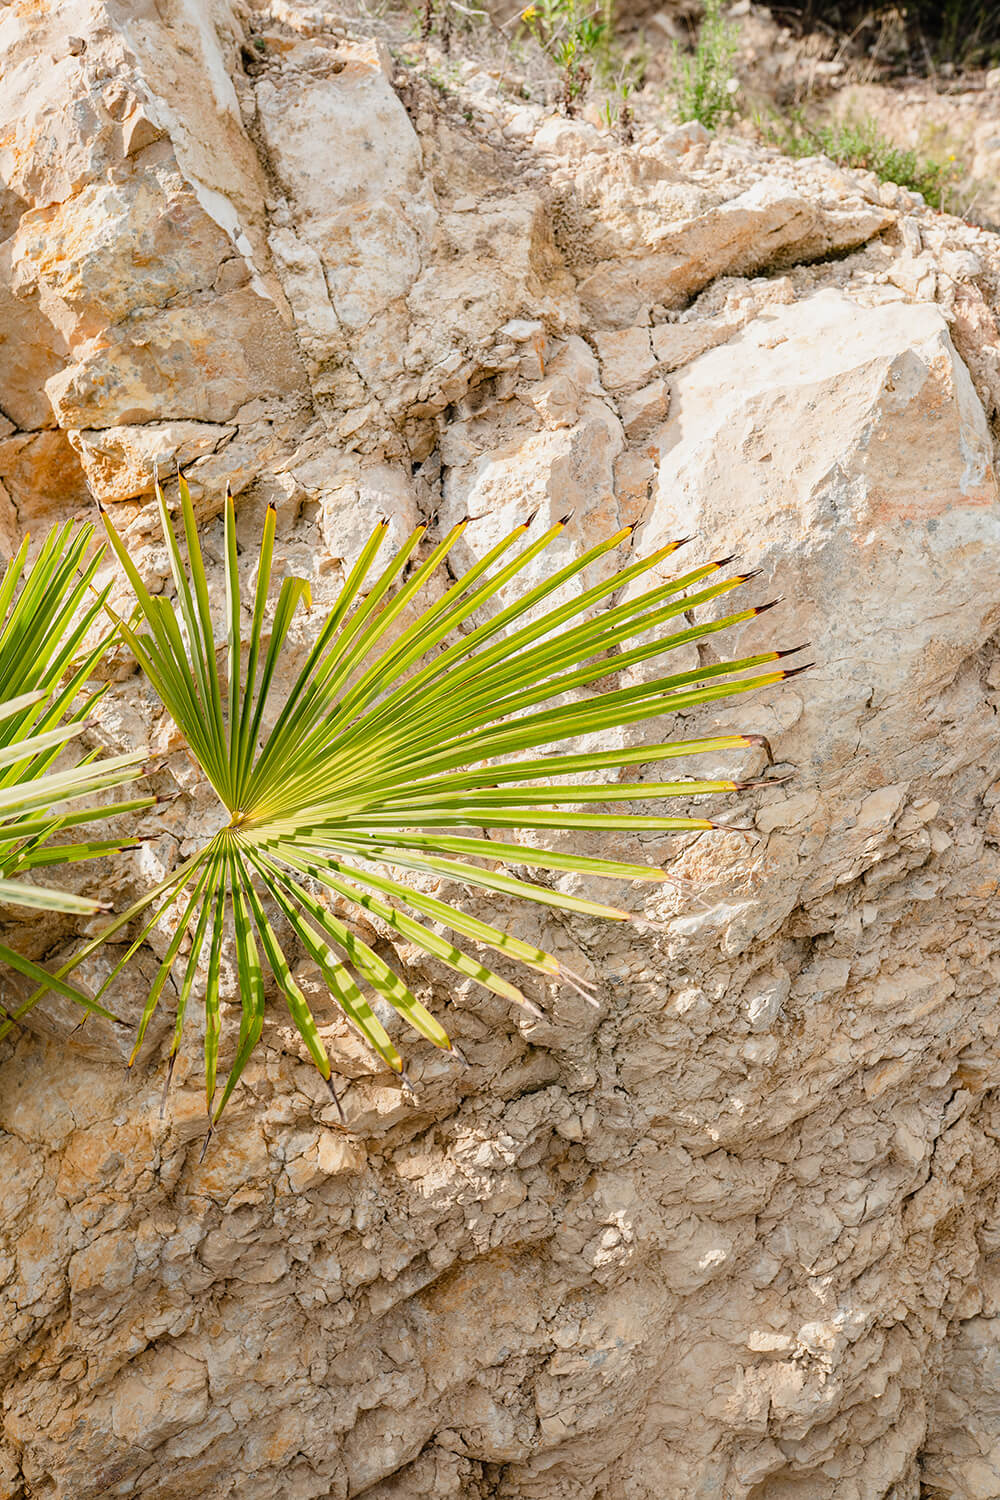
[533,115,608,159]
[256,38,435,332]
[593,326,655,391]
[619,378,670,438]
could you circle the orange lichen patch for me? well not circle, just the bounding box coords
[186,1112,271,1199]
[862,347,999,523]
[0,428,90,525]
[613,450,656,528]
[335,54,384,84]
[421,1247,542,1336]
[12,164,233,340]
[867,479,998,526]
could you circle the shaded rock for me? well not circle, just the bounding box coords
[576,177,893,328]
[0,429,92,525]
[619,378,670,439]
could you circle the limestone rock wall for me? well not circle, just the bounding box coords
[3,2,1000,1497]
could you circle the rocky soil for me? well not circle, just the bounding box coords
[3,1,1000,1497]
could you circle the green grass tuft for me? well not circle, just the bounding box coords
[671,0,740,131]
[764,114,961,210]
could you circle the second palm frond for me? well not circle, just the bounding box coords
[0,523,151,1024]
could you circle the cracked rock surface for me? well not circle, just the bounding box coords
[3,2,1000,1497]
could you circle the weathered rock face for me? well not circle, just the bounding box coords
[4,3,1000,1498]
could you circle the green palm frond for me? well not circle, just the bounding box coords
[0,523,151,1027]
[22,480,803,1128]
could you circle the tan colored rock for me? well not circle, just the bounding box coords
[619,378,670,439]
[256,38,434,335]
[644,286,998,913]
[68,422,236,502]
[651,316,741,370]
[7,3,1000,1497]
[0,257,70,430]
[594,327,656,392]
[398,195,576,396]
[8,153,235,341]
[46,288,305,427]
[576,176,893,328]
[439,337,625,591]
[533,115,609,160]
[267,226,341,366]
[922,1312,1000,1498]
[0,430,91,524]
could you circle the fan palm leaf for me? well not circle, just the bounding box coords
[19,480,804,1128]
[0,523,151,1027]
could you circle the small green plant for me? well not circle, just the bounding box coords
[12,477,802,1138]
[764,113,960,211]
[521,0,612,113]
[602,75,636,143]
[672,0,739,131]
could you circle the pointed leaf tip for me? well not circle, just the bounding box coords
[558,510,574,525]
[740,733,774,760]
[160,1053,177,1119]
[733,773,793,790]
[325,1076,346,1124]
[399,1065,423,1095]
[776,643,810,658]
